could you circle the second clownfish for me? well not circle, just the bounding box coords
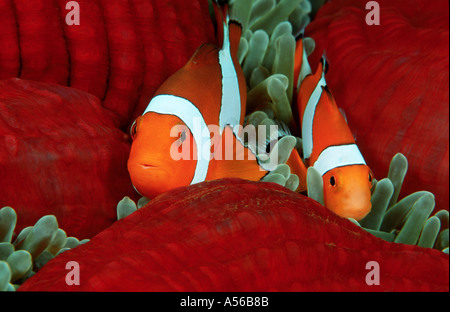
[294,38,373,220]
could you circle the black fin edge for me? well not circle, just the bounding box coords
[320,54,330,75]
[229,19,243,30]
[294,29,305,41]
[214,0,228,6]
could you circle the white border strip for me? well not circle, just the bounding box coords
[313,144,366,176]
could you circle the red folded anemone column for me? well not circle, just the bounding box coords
[19,179,449,291]
[0,0,215,130]
[0,78,136,238]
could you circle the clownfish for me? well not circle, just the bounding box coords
[294,38,373,221]
[128,0,291,198]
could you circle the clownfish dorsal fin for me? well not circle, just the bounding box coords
[320,52,329,75]
[339,107,349,124]
[227,20,243,60]
[188,43,221,67]
[296,37,313,92]
[213,0,242,60]
[212,0,244,135]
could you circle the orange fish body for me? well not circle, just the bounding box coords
[128,1,269,198]
[294,38,373,220]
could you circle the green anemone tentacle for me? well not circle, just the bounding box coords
[0,206,89,291]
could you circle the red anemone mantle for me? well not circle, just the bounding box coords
[0,0,215,130]
[18,178,449,291]
[0,78,134,238]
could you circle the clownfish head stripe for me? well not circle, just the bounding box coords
[313,144,366,176]
[144,94,211,185]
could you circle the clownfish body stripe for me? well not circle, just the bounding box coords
[301,72,326,159]
[143,94,211,185]
[313,144,366,176]
[218,15,242,135]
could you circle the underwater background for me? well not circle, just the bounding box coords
[0,0,448,291]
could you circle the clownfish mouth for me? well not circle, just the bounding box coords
[140,164,158,169]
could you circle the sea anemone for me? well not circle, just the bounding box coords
[0,207,88,291]
[231,0,313,126]
[18,178,449,291]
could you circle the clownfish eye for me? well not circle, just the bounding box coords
[130,120,137,140]
[180,130,187,143]
[330,176,336,187]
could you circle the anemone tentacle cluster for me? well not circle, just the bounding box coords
[0,207,88,291]
[229,0,314,190]
[312,154,449,254]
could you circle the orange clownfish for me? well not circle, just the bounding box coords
[294,38,373,221]
[128,1,279,198]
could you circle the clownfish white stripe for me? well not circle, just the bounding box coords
[143,94,211,185]
[301,72,326,159]
[313,144,367,176]
[218,15,241,135]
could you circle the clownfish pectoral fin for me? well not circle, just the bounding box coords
[206,126,268,182]
[286,147,308,192]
